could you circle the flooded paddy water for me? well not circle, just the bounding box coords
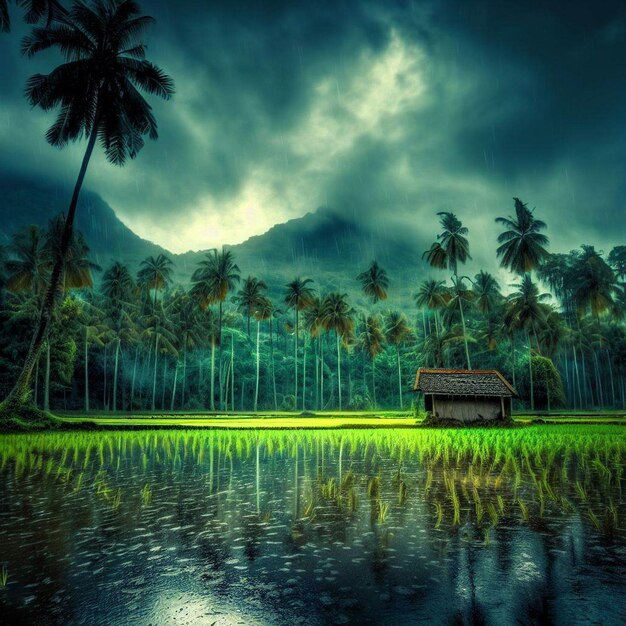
[0,426,625,625]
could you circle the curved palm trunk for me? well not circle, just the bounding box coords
[113,340,120,412]
[1,126,99,412]
[254,319,261,412]
[84,329,90,413]
[336,332,342,411]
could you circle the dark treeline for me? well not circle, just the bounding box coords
[1,199,624,413]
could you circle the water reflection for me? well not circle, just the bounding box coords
[0,427,624,625]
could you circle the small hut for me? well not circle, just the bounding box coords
[413,368,517,423]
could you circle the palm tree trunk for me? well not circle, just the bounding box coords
[396,345,403,410]
[270,318,277,410]
[113,340,120,412]
[254,319,260,412]
[210,340,216,411]
[572,344,583,409]
[131,345,139,411]
[161,357,167,409]
[302,334,307,411]
[84,328,89,413]
[314,338,319,411]
[151,335,159,412]
[371,358,376,408]
[44,339,50,412]
[181,342,187,409]
[34,357,39,408]
[170,359,178,411]
[294,309,299,410]
[320,335,325,410]
[103,343,108,411]
[218,300,224,410]
[457,286,471,369]
[336,331,342,411]
[527,330,534,411]
[1,125,99,412]
[231,332,235,411]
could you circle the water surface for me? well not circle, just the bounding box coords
[1,427,625,625]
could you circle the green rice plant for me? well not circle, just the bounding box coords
[348,488,358,512]
[111,489,122,511]
[483,528,490,546]
[367,475,380,499]
[141,483,152,506]
[497,495,505,515]
[487,502,499,527]
[73,472,84,493]
[377,501,390,524]
[587,509,601,531]
[575,480,588,501]
[517,499,529,523]
[0,566,8,589]
[398,480,408,506]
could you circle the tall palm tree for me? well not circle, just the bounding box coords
[191,248,240,410]
[423,212,472,368]
[0,0,66,33]
[137,254,173,308]
[284,277,315,410]
[357,314,386,407]
[505,274,549,410]
[384,311,412,409]
[414,278,448,341]
[3,0,174,413]
[495,198,550,274]
[102,261,135,306]
[253,295,272,412]
[472,270,501,316]
[320,292,354,410]
[303,296,325,410]
[78,300,106,413]
[572,246,617,320]
[233,276,267,336]
[357,261,389,304]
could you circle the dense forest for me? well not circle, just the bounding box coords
[1,201,624,413]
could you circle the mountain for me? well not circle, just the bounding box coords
[0,175,427,307]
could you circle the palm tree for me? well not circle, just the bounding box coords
[495,198,550,274]
[233,276,267,336]
[3,0,174,413]
[5,225,49,297]
[0,0,66,33]
[608,246,626,282]
[191,248,240,410]
[138,254,173,309]
[102,261,135,306]
[423,212,472,368]
[320,292,354,410]
[414,278,448,341]
[284,277,315,410]
[472,271,501,316]
[505,275,549,410]
[357,261,389,304]
[303,297,325,410]
[572,246,617,320]
[384,311,412,409]
[357,314,386,407]
[253,295,272,412]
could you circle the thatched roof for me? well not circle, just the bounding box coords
[413,369,517,397]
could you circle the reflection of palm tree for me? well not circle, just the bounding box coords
[3,0,174,412]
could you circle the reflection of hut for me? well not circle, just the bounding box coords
[413,369,517,422]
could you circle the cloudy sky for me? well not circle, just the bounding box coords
[0,0,624,263]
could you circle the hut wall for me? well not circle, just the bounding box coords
[433,396,503,422]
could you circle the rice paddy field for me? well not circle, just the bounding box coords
[0,426,625,625]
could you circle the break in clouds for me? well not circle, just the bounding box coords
[0,0,624,264]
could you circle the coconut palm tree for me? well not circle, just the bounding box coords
[320,292,354,410]
[191,248,240,410]
[284,277,315,410]
[253,295,272,412]
[2,0,174,413]
[138,255,173,308]
[0,0,66,33]
[608,246,626,282]
[472,271,501,316]
[357,314,386,407]
[233,276,267,336]
[414,278,448,341]
[495,198,550,274]
[357,261,389,304]
[101,261,135,307]
[505,274,549,410]
[571,246,617,320]
[384,311,412,409]
[5,225,49,297]
[303,296,325,410]
[423,212,472,368]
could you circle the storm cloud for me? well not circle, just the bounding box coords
[0,0,624,268]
